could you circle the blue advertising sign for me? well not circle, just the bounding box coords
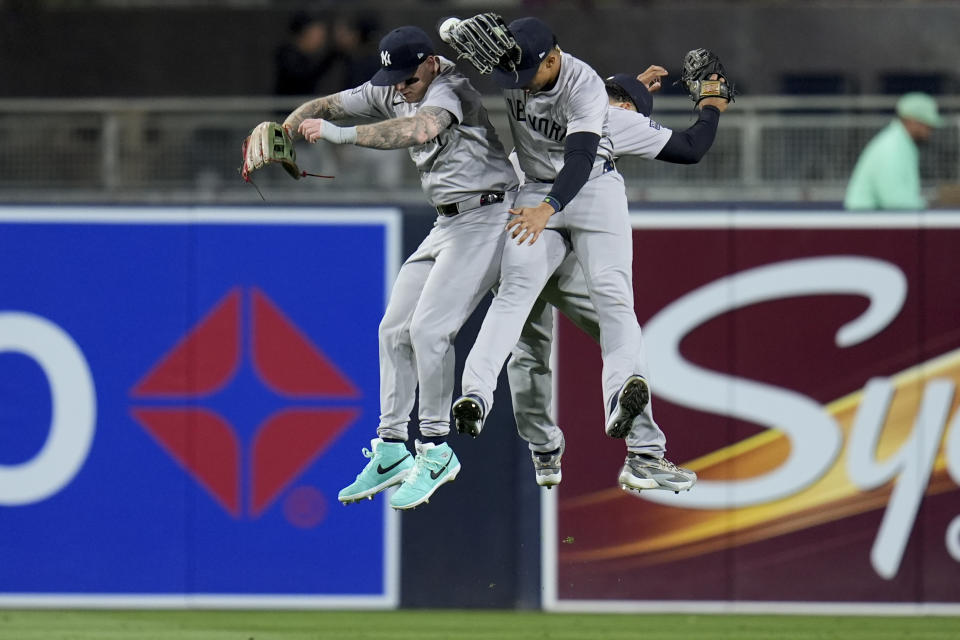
[0,206,401,607]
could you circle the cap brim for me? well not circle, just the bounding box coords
[493,65,539,90]
[902,112,945,129]
[370,66,419,87]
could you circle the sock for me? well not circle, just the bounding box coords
[382,437,405,443]
[419,435,446,445]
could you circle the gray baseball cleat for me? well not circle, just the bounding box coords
[531,435,564,489]
[452,394,486,437]
[605,375,650,439]
[619,453,697,494]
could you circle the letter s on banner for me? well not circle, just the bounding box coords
[0,312,96,506]
[641,256,907,509]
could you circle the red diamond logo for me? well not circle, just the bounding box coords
[130,287,359,519]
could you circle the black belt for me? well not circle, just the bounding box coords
[436,191,506,217]
[528,159,615,184]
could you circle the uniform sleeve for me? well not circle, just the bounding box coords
[336,82,394,120]
[608,107,672,159]
[561,69,607,136]
[419,76,464,125]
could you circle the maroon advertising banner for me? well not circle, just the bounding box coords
[550,212,960,610]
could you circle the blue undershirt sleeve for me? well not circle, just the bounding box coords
[543,131,601,212]
[655,106,720,165]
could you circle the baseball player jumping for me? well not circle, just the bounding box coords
[440,15,689,491]
[508,69,731,493]
[246,26,519,510]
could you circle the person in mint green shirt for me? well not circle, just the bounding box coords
[844,92,943,210]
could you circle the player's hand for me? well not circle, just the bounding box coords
[298,119,327,143]
[698,74,730,113]
[298,118,358,145]
[637,65,668,93]
[506,201,555,245]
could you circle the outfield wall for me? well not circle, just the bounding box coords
[548,211,960,614]
[0,207,405,607]
[1,206,959,613]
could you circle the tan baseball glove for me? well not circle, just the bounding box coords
[241,122,301,182]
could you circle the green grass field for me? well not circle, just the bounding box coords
[1,610,958,640]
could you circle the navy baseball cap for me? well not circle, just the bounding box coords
[493,17,556,89]
[606,73,653,117]
[370,26,435,86]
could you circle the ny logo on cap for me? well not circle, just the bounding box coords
[380,51,391,66]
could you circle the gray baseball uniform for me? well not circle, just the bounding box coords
[460,53,646,429]
[508,106,674,454]
[339,57,519,439]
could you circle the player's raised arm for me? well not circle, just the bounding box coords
[282,94,350,142]
[299,105,454,149]
[604,64,730,166]
[656,49,734,164]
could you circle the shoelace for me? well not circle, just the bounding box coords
[653,457,689,475]
[350,446,377,482]
[631,454,680,472]
[409,449,445,479]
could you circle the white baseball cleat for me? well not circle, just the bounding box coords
[531,435,564,488]
[619,453,697,494]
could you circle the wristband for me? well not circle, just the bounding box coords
[542,196,562,212]
[319,121,358,145]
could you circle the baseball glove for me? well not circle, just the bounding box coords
[241,121,300,182]
[677,48,736,104]
[438,13,519,75]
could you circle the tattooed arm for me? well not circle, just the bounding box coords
[298,106,455,149]
[355,107,454,149]
[282,94,348,142]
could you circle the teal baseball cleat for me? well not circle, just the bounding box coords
[338,438,414,504]
[389,441,461,510]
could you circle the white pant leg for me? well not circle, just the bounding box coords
[410,206,510,436]
[461,226,569,414]
[521,253,666,454]
[377,239,433,441]
[562,172,648,421]
[506,295,562,453]
[505,175,666,453]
